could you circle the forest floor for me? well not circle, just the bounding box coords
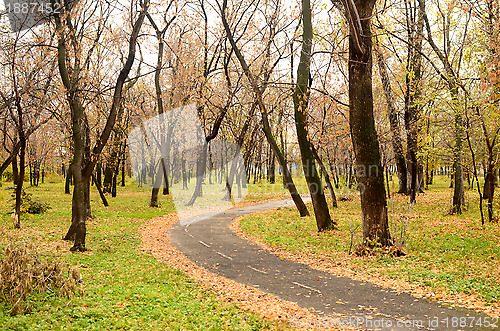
[0,178,290,330]
[237,176,500,318]
[140,207,326,330]
[169,198,496,330]
[1,174,499,330]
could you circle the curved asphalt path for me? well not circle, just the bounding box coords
[170,199,497,330]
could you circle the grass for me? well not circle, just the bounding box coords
[0,177,285,330]
[239,175,500,304]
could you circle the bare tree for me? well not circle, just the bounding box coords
[293,0,335,230]
[220,0,309,216]
[374,39,408,195]
[146,0,177,207]
[55,0,150,251]
[0,31,55,228]
[418,0,468,214]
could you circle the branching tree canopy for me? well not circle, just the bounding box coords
[1,0,498,253]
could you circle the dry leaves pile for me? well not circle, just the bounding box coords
[0,244,83,316]
[140,213,355,330]
[230,218,500,318]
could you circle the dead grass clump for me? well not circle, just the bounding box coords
[0,243,83,316]
[353,243,406,257]
[337,193,354,202]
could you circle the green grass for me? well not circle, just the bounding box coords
[0,179,285,330]
[243,175,310,201]
[239,175,500,304]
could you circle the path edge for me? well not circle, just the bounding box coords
[139,210,356,330]
[229,214,500,318]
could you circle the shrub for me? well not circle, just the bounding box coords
[23,196,51,214]
[9,189,51,214]
[2,169,13,182]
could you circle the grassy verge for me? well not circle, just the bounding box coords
[0,179,283,330]
[239,175,500,305]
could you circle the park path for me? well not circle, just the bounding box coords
[170,199,496,330]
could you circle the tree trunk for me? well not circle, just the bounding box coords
[13,136,25,229]
[312,145,338,208]
[348,0,391,246]
[465,113,485,225]
[121,159,125,186]
[268,145,276,184]
[162,158,169,195]
[83,174,92,218]
[111,166,118,197]
[65,163,72,194]
[485,161,495,222]
[425,153,430,188]
[0,142,21,179]
[450,87,464,214]
[64,101,87,251]
[347,163,353,189]
[182,155,188,189]
[404,2,424,203]
[55,0,149,251]
[29,162,33,187]
[484,174,492,199]
[12,155,18,185]
[103,164,114,193]
[103,114,128,193]
[186,143,207,206]
[374,42,407,194]
[225,103,257,201]
[221,0,309,216]
[150,160,164,207]
[385,165,391,199]
[294,0,334,230]
[148,18,172,201]
[96,162,102,187]
[92,173,109,207]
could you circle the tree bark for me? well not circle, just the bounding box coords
[0,142,21,179]
[150,160,165,207]
[92,173,109,207]
[111,164,118,197]
[348,0,391,246]
[404,1,424,203]
[294,0,334,230]
[224,103,256,201]
[311,145,338,208]
[483,150,496,222]
[121,159,126,186]
[374,42,407,194]
[465,109,485,225]
[96,162,102,187]
[13,97,25,229]
[221,0,309,216]
[63,99,86,251]
[449,88,465,215]
[182,154,188,189]
[65,163,72,194]
[12,155,18,185]
[186,143,208,206]
[103,163,114,193]
[268,145,275,184]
